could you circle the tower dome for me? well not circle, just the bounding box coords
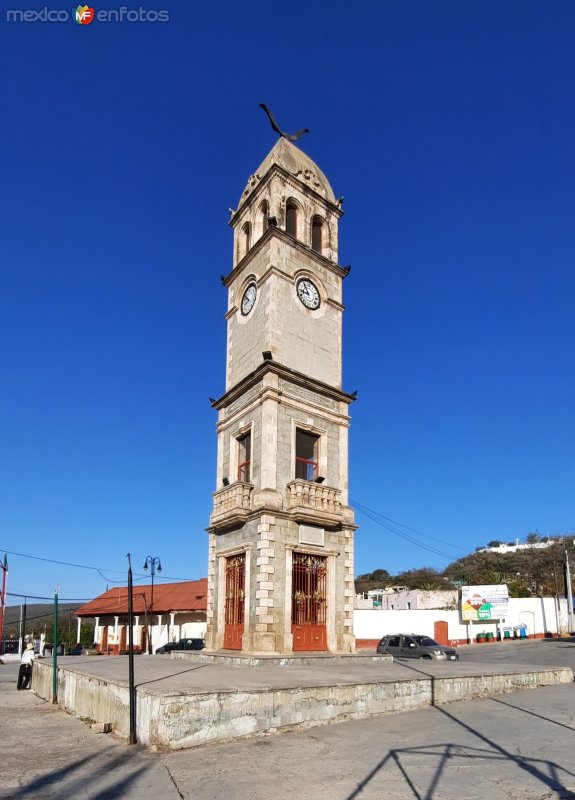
[239,137,336,207]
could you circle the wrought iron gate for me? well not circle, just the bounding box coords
[225,553,245,650]
[292,552,327,651]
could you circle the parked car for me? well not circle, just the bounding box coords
[377,634,459,661]
[155,638,205,655]
[66,645,87,655]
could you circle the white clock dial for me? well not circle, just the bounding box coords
[296,278,320,310]
[241,282,257,316]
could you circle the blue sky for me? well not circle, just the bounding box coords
[1,1,574,604]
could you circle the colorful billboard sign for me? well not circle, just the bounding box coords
[461,584,509,621]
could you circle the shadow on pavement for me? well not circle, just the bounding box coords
[490,694,575,732]
[135,663,210,688]
[5,750,153,800]
[345,662,575,800]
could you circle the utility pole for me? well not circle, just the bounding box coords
[52,585,60,704]
[22,599,27,649]
[127,553,136,744]
[565,546,574,633]
[18,604,23,655]
[0,554,7,655]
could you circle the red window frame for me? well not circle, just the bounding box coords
[295,429,319,481]
[237,432,251,483]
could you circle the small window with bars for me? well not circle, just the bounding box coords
[295,429,319,481]
[237,432,251,482]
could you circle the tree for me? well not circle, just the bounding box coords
[355,568,391,594]
[393,567,442,590]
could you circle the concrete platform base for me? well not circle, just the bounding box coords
[32,656,573,751]
[172,650,393,666]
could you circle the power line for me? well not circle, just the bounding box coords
[350,499,462,561]
[4,609,82,624]
[0,547,193,583]
[7,591,90,601]
[350,502,468,554]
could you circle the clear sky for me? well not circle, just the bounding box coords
[1,0,574,604]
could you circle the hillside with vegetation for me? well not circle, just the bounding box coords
[356,532,574,598]
[2,603,94,649]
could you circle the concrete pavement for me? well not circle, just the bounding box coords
[2,640,575,798]
[0,663,181,800]
[165,682,575,800]
[31,641,573,748]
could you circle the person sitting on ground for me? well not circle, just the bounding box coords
[17,642,35,690]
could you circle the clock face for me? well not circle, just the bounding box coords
[241,282,257,316]
[296,278,320,310]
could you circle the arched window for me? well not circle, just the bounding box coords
[312,216,324,254]
[259,201,269,238]
[242,222,251,255]
[237,222,252,262]
[286,200,298,238]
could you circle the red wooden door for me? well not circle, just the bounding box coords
[292,552,327,651]
[434,620,449,646]
[225,553,245,650]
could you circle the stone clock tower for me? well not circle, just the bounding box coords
[205,134,356,654]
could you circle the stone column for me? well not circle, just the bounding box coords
[326,554,337,652]
[155,615,163,652]
[252,515,276,652]
[76,617,81,645]
[283,547,294,651]
[205,533,217,650]
[342,528,356,652]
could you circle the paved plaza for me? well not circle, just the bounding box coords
[2,639,575,799]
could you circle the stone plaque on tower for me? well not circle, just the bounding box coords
[205,122,356,654]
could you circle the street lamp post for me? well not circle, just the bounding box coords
[142,556,162,654]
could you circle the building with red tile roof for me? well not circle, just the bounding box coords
[75,579,207,654]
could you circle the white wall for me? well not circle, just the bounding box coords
[178,621,206,639]
[354,597,567,642]
[378,589,457,610]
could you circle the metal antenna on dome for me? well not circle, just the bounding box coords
[259,104,309,143]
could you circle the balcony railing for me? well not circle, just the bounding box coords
[210,481,254,529]
[286,479,342,524]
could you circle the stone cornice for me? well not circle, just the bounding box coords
[284,544,343,557]
[216,384,350,434]
[222,226,349,289]
[211,361,356,411]
[207,509,357,536]
[213,542,254,557]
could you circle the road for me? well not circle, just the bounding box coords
[1,639,575,799]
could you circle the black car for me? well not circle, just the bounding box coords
[155,638,205,654]
[377,634,459,660]
[66,645,87,656]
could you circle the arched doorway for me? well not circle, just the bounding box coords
[292,552,327,651]
[225,553,245,650]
